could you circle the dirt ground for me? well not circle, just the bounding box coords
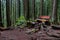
[0,28,60,40]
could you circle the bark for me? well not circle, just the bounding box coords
[1,0,7,28]
[6,0,11,26]
[0,0,1,22]
[15,0,20,19]
[40,0,43,15]
[23,0,29,20]
[52,0,57,23]
[29,0,35,20]
[35,0,40,19]
[0,0,2,26]
[20,0,24,16]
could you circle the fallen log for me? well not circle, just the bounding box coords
[52,25,60,30]
[0,27,13,31]
[46,30,60,38]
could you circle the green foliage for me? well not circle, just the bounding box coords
[16,16,26,28]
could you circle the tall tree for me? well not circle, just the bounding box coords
[43,0,48,15]
[20,0,24,16]
[6,0,11,26]
[0,0,2,26]
[1,0,7,28]
[29,0,35,20]
[0,0,1,22]
[35,0,41,19]
[15,0,20,19]
[57,0,60,23]
[10,0,16,26]
[40,0,43,16]
[23,0,29,20]
[52,0,57,23]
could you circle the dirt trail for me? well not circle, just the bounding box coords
[0,28,60,40]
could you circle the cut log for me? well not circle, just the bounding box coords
[39,16,50,19]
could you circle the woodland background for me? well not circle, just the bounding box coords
[0,0,60,28]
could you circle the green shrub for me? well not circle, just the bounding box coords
[16,16,26,28]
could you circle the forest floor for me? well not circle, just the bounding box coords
[0,27,60,40]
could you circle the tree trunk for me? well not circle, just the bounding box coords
[29,0,35,20]
[57,0,60,24]
[1,0,7,28]
[23,0,29,20]
[35,0,41,19]
[6,0,11,27]
[40,0,43,16]
[0,0,2,26]
[20,0,24,16]
[52,0,57,23]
